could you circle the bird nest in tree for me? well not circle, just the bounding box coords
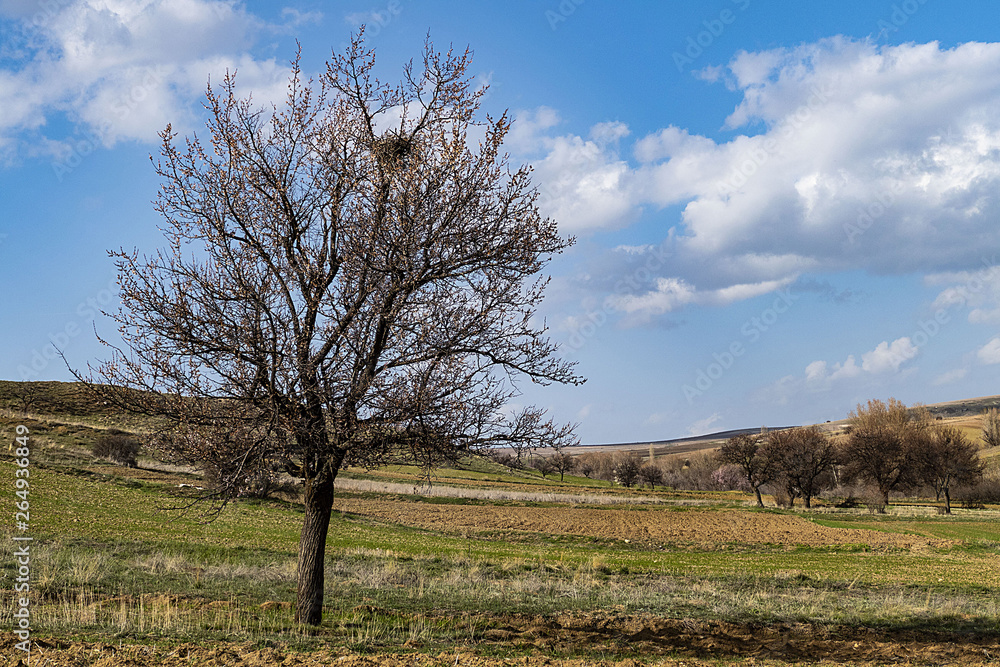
[372,131,412,170]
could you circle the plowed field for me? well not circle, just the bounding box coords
[7,616,1000,666]
[334,498,951,549]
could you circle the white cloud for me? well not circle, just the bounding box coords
[933,368,968,385]
[533,133,636,233]
[605,275,795,325]
[687,413,722,436]
[977,337,1000,365]
[526,39,1000,317]
[607,277,696,316]
[0,0,293,155]
[861,337,919,374]
[804,337,917,389]
[927,262,1000,323]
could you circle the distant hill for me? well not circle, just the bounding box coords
[573,394,1000,455]
[3,380,998,456]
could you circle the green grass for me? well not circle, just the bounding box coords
[2,387,1000,658]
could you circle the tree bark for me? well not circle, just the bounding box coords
[295,469,337,625]
[753,485,764,507]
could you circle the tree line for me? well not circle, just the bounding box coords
[505,398,997,514]
[719,398,988,513]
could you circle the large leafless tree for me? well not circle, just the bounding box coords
[841,398,921,507]
[84,35,582,625]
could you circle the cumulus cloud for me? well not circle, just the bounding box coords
[805,337,917,388]
[860,338,919,373]
[977,337,1000,365]
[0,0,296,158]
[526,38,1000,318]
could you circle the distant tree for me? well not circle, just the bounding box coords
[487,450,521,471]
[841,398,922,509]
[981,408,1000,449]
[530,455,556,478]
[93,431,141,467]
[613,452,642,488]
[718,432,773,507]
[549,451,577,481]
[579,451,615,482]
[915,426,985,514]
[576,458,594,478]
[9,382,44,414]
[637,461,664,489]
[762,426,838,509]
[711,463,751,492]
[80,34,581,625]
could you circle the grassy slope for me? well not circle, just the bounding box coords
[1,381,999,657]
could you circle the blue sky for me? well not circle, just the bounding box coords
[3,1,1000,445]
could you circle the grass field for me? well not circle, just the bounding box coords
[2,383,1000,666]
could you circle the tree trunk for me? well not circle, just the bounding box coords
[295,469,336,625]
[943,486,951,515]
[753,485,764,508]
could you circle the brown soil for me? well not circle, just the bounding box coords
[334,498,952,549]
[5,614,1000,666]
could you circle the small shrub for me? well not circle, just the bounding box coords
[203,461,284,499]
[92,432,140,467]
[860,488,887,514]
[488,451,522,470]
[834,496,861,509]
[954,477,1000,509]
[711,464,751,492]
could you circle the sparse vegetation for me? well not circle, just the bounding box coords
[982,407,1000,448]
[1,382,999,666]
[92,430,141,467]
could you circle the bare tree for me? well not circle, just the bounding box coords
[576,457,594,478]
[530,455,556,478]
[981,408,1000,449]
[613,452,642,488]
[81,35,582,625]
[841,398,921,508]
[718,432,773,507]
[762,426,837,509]
[637,461,664,490]
[549,450,577,481]
[9,382,44,414]
[915,426,984,514]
